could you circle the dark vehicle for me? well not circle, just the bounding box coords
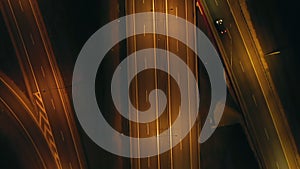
[215,19,227,35]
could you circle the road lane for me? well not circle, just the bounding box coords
[200,0,299,168]
[0,72,57,168]
[125,0,201,168]
[0,0,87,168]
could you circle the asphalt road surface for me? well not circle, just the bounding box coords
[124,0,203,168]
[201,0,299,168]
[0,72,57,168]
[0,0,86,168]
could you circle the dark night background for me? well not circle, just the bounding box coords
[0,0,299,168]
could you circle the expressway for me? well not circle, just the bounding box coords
[0,0,86,168]
[199,0,299,168]
[121,0,254,168]
[1,0,292,168]
[0,72,57,168]
[123,0,205,168]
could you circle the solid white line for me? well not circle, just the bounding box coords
[131,0,141,167]
[227,1,297,167]
[185,0,194,167]
[27,1,85,167]
[144,24,146,36]
[165,1,174,168]
[227,1,298,167]
[152,0,161,167]
[175,7,178,18]
[176,40,179,52]
[0,76,35,120]
[0,97,48,168]
[18,0,24,12]
[7,0,40,93]
[69,162,73,169]
[239,61,245,72]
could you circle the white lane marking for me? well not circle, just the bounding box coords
[69,162,73,169]
[252,94,257,106]
[145,90,148,102]
[30,33,35,45]
[176,40,179,52]
[8,0,41,94]
[165,1,174,168]
[60,130,65,141]
[147,156,151,168]
[175,7,178,18]
[230,54,233,67]
[143,0,145,4]
[144,24,146,36]
[179,138,182,150]
[18,0,24,12]
[264,128,270,140]
[0,96,48,168]
[239,61,245,72]
[51,99,56,110]
[276,161,280,169]
[229,27,233,67]
[147,124,150,135]
[151,2,161,169]
[227,28,232,40]
[214,0,219,6]
[41,66,45,77]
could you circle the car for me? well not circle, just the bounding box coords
[215,19,227,35]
